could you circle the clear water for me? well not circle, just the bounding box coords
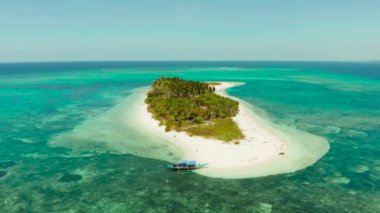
[0,61,379,212]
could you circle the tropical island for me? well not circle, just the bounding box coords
[145,77,244,142]
[132,79,330,178]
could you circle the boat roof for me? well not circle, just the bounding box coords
[178,160,187,164]
[177,160,197,165]
[187,160,196,165]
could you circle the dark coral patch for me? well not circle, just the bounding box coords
[0,161,16,169]
[0,171,6,178]
[59,174,82,182]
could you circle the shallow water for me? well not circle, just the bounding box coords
[0,61,379,212]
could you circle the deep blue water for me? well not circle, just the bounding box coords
[1,61,380,79]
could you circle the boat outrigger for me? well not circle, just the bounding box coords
[167,160,208,173]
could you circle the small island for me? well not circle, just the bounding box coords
[135,80,330,178]
[145,77,244,142]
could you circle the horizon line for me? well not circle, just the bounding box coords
[0,59,378,64]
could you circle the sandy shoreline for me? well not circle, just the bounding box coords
[134,82,330,178]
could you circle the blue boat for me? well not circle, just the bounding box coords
[167,160,208,173]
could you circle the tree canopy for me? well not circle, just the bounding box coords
[145,77,239,132]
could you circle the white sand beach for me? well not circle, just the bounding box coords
[134,82,330,178]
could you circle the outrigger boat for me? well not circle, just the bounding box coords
[167,160,208,173]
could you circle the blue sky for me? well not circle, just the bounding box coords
[0,0,379,62]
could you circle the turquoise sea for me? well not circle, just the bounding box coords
[0,61,379,212]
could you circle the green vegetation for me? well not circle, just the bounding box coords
[145,77,244,142]
[186,118,244,142]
